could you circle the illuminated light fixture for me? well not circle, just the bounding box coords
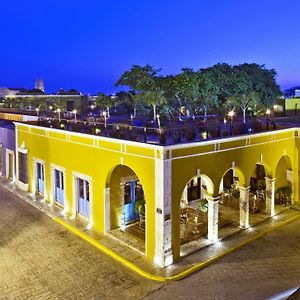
[56,108,61,122]
[266,108,271,116]
[49,105,53,110]
[72,109,77,123]
[228,110,234,118]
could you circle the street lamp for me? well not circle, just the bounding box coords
[228,110,234,135]
[56,108,61,122]
[103,111,107,128]
[157,114,161,130]
[49,105,53,111]
[35,107,40,117]
[266,108,271,130]
[72,109,77,123]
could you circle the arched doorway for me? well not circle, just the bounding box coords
[180,174,213,255]
[275,156,293,207]
[249,163,267,223]
[218,168,241,232]
[106,164,146,252]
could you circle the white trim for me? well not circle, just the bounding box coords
[14,122,164,150]
[50,163,66,208]
[18,141,28,154]
[72,171,93,227]
[32,158,46,199]
[6,149,15,182]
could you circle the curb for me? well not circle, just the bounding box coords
[54,213,300,282]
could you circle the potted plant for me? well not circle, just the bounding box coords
[135,199,146,228]
[198,198,208,213]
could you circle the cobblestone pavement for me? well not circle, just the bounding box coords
[146,217,300,300]
[0,185,160,300]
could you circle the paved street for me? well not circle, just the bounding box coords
[2,183,300,300]
[146,217,300,300]
[0,185,160,300]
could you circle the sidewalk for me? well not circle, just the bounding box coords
[2,177,300,282]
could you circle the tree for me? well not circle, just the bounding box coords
[96,93,118,118]
[194,71,220,121]
[225,64,281,123]
[116,65,167,122]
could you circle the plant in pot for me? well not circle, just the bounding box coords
[135,199,146,228]
[198,198,208,213]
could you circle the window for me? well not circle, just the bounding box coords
[18,152,28,184]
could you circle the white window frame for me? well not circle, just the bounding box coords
[16,144,28,191]
[72,171,93,227]
[6,149,15,182]
[50,163,66,209]
[32,157,46,199]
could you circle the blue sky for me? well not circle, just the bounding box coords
[1,0,299,93]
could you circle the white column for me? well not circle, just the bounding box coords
[287,169,294,205]
[154,152,173,267]
[265,177,276,217]
[181,185,188,207]
[239,186,250,229]
[207,196,219,242]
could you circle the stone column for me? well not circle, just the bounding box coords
[239,186,250,229]
[154,152,173,267]
[207,196,220,242]
[265,177,276,217]
[181,185,188,207]
[287,169,294,205]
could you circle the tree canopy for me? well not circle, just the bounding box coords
[115,63,281,123]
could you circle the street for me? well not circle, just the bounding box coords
[0,185,160,299]
[1,183,300,299]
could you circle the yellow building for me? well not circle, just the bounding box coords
[14,122,300,267]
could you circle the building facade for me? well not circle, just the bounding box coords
[12,122,299,267]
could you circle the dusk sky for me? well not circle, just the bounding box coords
[1,0,300,94]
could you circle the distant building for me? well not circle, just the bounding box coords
[295,89,300,98]
[35,79,44,92]
[0,87,26,98]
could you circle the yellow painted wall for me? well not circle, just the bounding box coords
[169,129,298,260]
[16,123,300,264]
[16,123,158,261]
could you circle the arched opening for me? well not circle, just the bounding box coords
[106,164,146,253]
[275,156,293,207]
[179,174,213,255]
[218,168,242,233]
[249,163,268,223]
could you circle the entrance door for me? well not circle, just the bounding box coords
[77,178,89,218]
[8,153,13,180]
[54,169,64,206]
[124,180,137,224]
[36,162,45,194]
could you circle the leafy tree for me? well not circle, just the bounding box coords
[96,93,118,118]
[116,65,167,122]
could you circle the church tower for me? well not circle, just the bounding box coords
[35,79,44,92]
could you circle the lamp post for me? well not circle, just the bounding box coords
[266,108,271,130]
[103,111,107,127]
[72,109,77,123]
[49,105,53,111]
[228,110,234,136]
[56,108,61,122]
[103,111,107,136]
[35,107,40,117]
[157,114,161,130]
